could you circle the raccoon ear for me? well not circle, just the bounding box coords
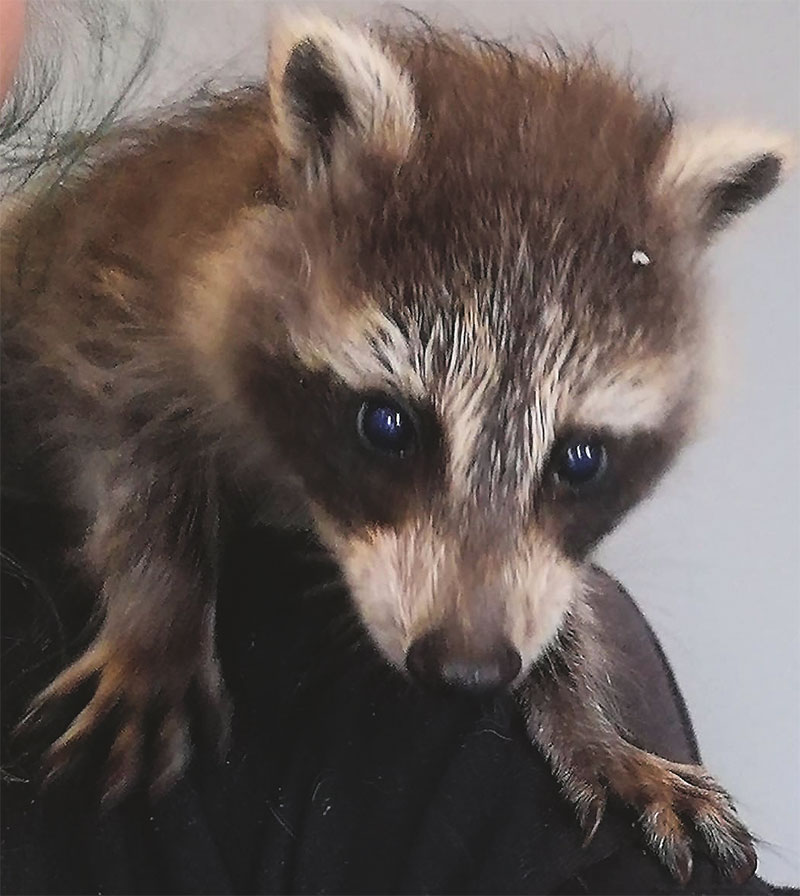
[268,15,417,179]
[657,125,795,237]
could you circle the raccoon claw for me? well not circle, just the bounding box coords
[101,717,145,806]
[691,792,758,884]
[193,651,233,761]
[149,709,191,799]
[19,639,230,804]
[641,805,694,885]
[14,644,112,742]
[616,753,757,884]
[576,788,606,846]
[556,746,756,884]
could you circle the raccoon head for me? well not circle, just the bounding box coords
[235,16,793,691]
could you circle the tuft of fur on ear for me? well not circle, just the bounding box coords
[657,124,795,236]
[268,14,417,179]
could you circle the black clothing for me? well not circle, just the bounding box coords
[0,492,782,895]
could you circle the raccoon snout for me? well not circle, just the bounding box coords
[405,630,521,694]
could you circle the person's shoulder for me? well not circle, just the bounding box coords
[584,566,700,762]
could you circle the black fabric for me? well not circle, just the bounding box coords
[0,486,785,895]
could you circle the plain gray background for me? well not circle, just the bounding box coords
[21,0,800,886]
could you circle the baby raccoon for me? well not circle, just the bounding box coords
[1,13,793,884]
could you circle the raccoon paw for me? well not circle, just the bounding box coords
[604,750,757,885]
[15,638,231,805]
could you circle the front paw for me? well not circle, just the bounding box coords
[15,637,231,804]
[571,749,756,885]
[636,755,756,885]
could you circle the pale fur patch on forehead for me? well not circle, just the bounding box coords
[416,304,501,496]
[295,301,425,397]
[491,303,579,501]
[571,355,691,433]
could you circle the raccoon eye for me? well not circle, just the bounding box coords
[553,436,607,487]
[357,396,415,457]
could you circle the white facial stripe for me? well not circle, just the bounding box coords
[325,517,449,667]
[522,311,582,487]
[298,303,425,397]
[504,537,583,664]
[441,364,496,495]
[418,310,501,496]
[574,380,669,432]
[571,360,686,433]
[495,253,596,498]
[485,301,585,503]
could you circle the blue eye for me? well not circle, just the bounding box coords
[555,436,607,486]
[357,397,415,457]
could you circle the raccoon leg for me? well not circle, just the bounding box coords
[18,455,229,804]
[519,608,756,885]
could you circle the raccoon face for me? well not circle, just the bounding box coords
[236,16,792,690]
[294,288,693,685]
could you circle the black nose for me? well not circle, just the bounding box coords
[405,630,522,694]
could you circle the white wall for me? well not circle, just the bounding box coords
[24,0,800,885]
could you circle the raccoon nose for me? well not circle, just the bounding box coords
[405,631,522,694]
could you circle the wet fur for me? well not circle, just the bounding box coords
[2,15,792,883]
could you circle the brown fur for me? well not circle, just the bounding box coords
[2,15,791,881]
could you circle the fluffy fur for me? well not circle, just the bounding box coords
[1,13,793,884]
